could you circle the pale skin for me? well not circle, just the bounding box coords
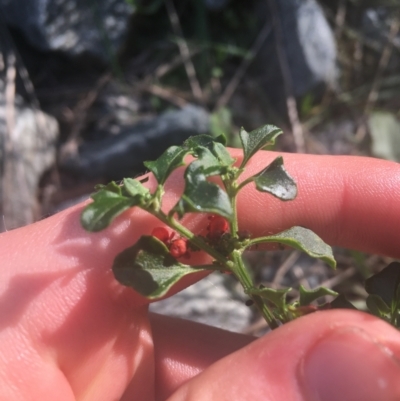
[1,149,400,401]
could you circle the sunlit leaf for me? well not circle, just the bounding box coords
[249,287,291,310]
[186,146,227,178]
[253,156,297,200]
[173,146,233,220]
[184,134,225,152]
[255,226,336,268]
[239,125,282,167]
[144,146,188,185]
[112,236,213,299]
[81,189,137,232]
[212,141,235,166]
[173,179,233,220]
[299,285,338,306]
[122,178,150,199]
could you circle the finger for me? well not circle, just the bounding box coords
[232,151,400,258]
[148,313,254,400]
[167,310,400,401]
[0,172,209,400]
[0,201,160,400]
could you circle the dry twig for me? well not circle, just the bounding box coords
[59,73,111,161]
[165,0,204,104]
[267,0,305,153]
[214,22,272,111]
[355,14,400,141]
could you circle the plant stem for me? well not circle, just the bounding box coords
[150,210,231,269]
[231,250,279,329]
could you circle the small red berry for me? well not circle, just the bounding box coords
[169,238,188,258]
[207,215,229,240]
[151,227,171,244]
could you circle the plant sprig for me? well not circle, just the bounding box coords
[81,124,337,329]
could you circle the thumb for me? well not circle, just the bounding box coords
[168,310,400,401]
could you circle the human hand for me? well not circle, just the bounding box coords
[1,150,400,400]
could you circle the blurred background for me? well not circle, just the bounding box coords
[0,0,399,334]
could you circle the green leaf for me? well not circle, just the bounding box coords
[172,146,233,220]
[239,125,282,167]
[329,294,356,310]
[183,134,225,152]
[81,188,136,232]
[299,285,338,306]
[186,146,227,178]
[95,181,122,194]
[212,141,235,166]
[112,236,212,299]
[256,226,336,268]
[366,294,391,316]
[329,294,357,310]
[122,178,150,199]
[184,135,234,167]
[253,156,297,200]
[249,287,291,310]
[173,179,233,220]
[144,146,188,185]
[365,262,400,307]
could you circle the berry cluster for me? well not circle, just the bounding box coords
[151,226,190,259]
[151,215,230,259]
[206,215,229,241]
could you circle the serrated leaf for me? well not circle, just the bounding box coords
[239,125,282,167]
[329,294,357,310]
[299,285,338,306]
[184,134,225,152]
[253,156,297,200]
[365,262,400,307]
[172,146,233,220]
[112,236,212,299]
[187,146,226,178]
[81,189,136,232]
[212,141,235,166]
[249,287,291,309]
[257,226,336,268]
[144,146,188,185]
[173,179,233,220]
[95,181,122,194]
[366,294,391,316]
[122,178,150,199]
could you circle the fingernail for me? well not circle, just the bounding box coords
[299,328,400,401]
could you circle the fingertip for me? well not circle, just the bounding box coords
[168,310,400,401]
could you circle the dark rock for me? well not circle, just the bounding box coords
[0,0,134,64]
[255,0,337,110]
[61,105,210,180]
[203,0,231,11]
[362,7,400,71]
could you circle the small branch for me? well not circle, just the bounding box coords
[355,14,400,141]
[334,0,347,41]
[214,22,272,111]
[60,73,111,161]
[154,48,202,79]
[140,83,188,108]
[165,0,204,104]
[267,0,305,153]
[272,250,301,285]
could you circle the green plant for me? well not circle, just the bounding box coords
[80,124,338,329]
